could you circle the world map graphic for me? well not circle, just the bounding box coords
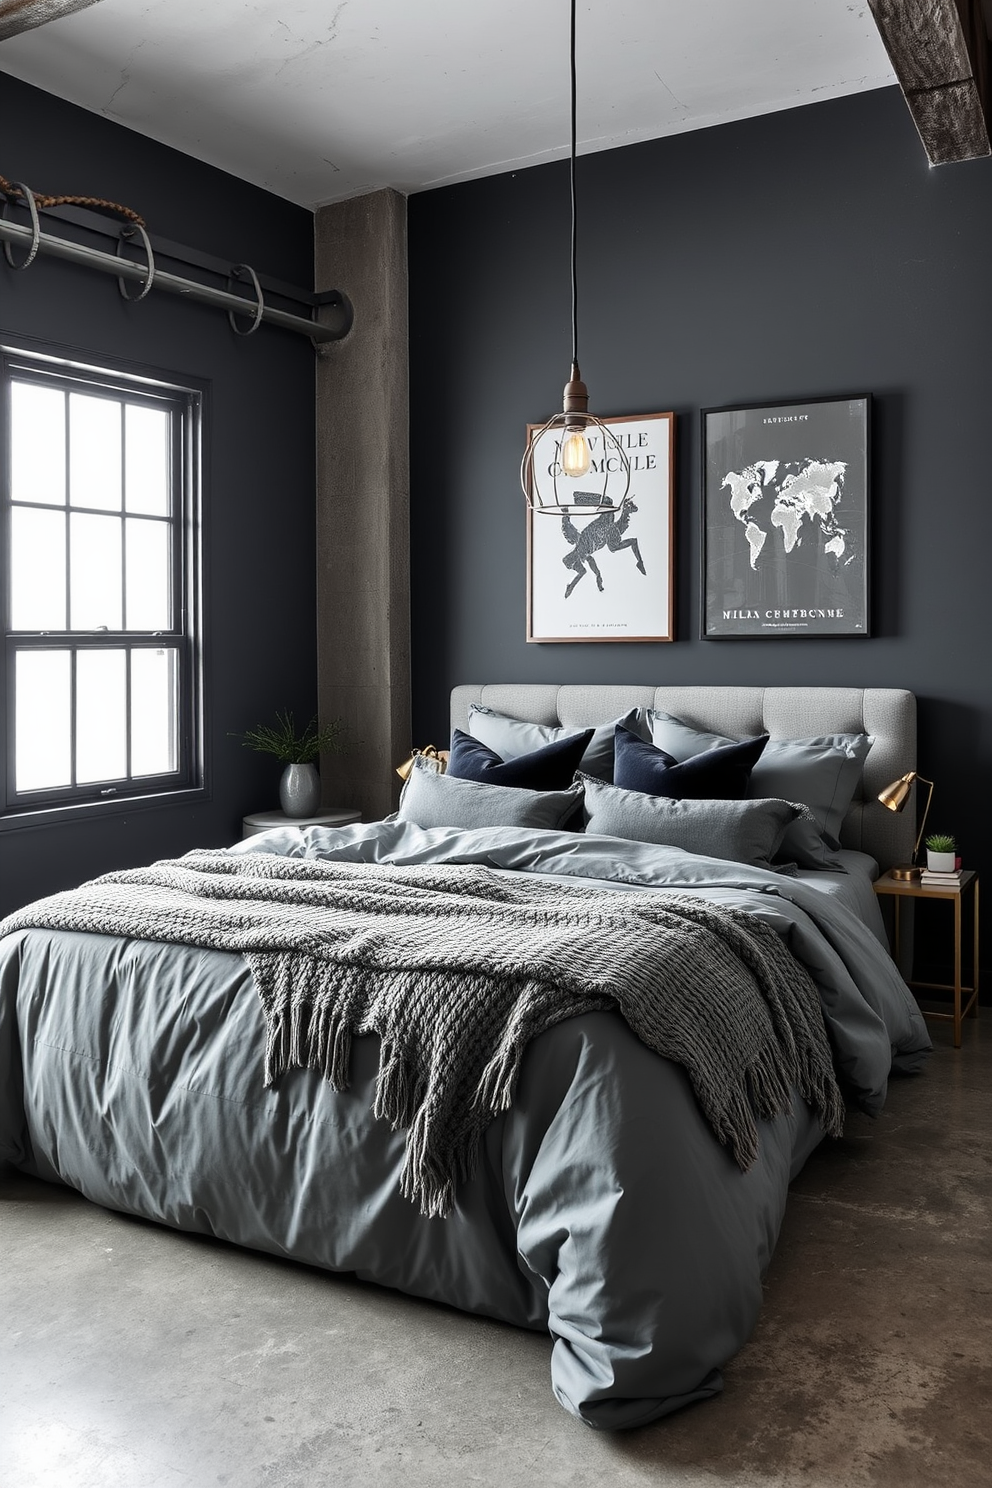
[721,459,853,571]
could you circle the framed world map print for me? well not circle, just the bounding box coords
[701,395,869,639]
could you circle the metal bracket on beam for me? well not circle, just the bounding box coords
[312,288,355,340]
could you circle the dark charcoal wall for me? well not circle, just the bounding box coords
[0,72,317,915]
[409,85,991,977]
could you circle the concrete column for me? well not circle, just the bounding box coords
[314,189,410,823]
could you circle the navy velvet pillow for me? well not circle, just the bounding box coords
[612,725,769,799]
[447,727,594,790]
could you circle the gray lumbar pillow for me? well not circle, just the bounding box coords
[645,710,871,867]
[579,773,806,869]
[397,756,584,831]
[467,704,647,782]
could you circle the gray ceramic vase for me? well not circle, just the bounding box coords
[279,761,321,818]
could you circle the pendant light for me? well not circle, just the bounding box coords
[521,0,631,515]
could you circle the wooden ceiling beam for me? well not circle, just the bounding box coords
[868,0,991,163]
[0,0,104,44]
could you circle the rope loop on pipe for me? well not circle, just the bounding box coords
[0,172,146,227]
[1,181,40,270]
[116,222,156,302]
[228,263,264,335]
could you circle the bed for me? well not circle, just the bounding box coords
[0,684,930,1430]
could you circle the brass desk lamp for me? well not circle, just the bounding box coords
[877,771,934,881]
[396,745,448,782]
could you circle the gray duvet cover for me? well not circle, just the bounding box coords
[0,822,929,1429]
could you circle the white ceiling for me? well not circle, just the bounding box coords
[0,1,897,209]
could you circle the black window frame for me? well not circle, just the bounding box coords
[0,340,205,827]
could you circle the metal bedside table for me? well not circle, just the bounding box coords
[242,807,362,838]
[873,869,980,1047]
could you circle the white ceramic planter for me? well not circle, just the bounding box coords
[926,850,956,872]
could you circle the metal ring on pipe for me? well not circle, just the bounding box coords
[116,223,156,302]
[227,263,264,335]
[2,182,40,270]
[0,216,345,340]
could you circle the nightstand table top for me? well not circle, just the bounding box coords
[243,808,361,838]
[874,869,976,898]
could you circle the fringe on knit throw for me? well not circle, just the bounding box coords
[0,850,845,1218]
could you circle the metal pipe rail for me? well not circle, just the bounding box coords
[0,216,352,343]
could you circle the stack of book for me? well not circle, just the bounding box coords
[920,866,963,887]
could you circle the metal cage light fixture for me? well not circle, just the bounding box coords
[520,0,631,516]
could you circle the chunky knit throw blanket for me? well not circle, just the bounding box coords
[1,850,844,1217]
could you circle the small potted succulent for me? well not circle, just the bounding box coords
[924,832,957,873]
[239,710,345,818]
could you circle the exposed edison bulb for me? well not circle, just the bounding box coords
[560,427,591,478]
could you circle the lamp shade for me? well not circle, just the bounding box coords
[877,772,917,812]
[396,746,448,782]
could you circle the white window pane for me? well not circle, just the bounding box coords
[12,382,66,506]
[125,519,171,630]
[132,648,178,777]
[11,507,67,630]
[70,514,122,630]
[125,405,169,515]
[69,392,122,511]
[76,649,127,784]
[16,650,71,791]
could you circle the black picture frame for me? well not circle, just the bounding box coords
[700,394,870,639]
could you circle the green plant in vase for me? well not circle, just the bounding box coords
[239,710,345,818]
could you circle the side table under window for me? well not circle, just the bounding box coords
[873,870,980,1048]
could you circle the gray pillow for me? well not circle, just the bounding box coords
[645,711,741,760]
[397,757,584,831]
[646,710,870,861]
[751,736,870,849]
[579,774,806,869]
[774,814,848,871]
[772,814,847,872]
[467,704,647,782]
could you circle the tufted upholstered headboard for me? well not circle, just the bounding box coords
[450,684,916,873]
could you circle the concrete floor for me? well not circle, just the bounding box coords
[2,1018,989,1488]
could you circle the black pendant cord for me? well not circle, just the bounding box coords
[569,0,579,371]
[521,0,631,512]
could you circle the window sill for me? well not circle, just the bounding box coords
[0,784,209,833]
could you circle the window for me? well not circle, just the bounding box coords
[1,346,202,820]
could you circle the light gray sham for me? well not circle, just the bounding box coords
[645,710,871,866]
[397,757,584,831]
[579,774,806,869]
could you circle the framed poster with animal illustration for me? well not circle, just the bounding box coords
[525,411,675,643]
